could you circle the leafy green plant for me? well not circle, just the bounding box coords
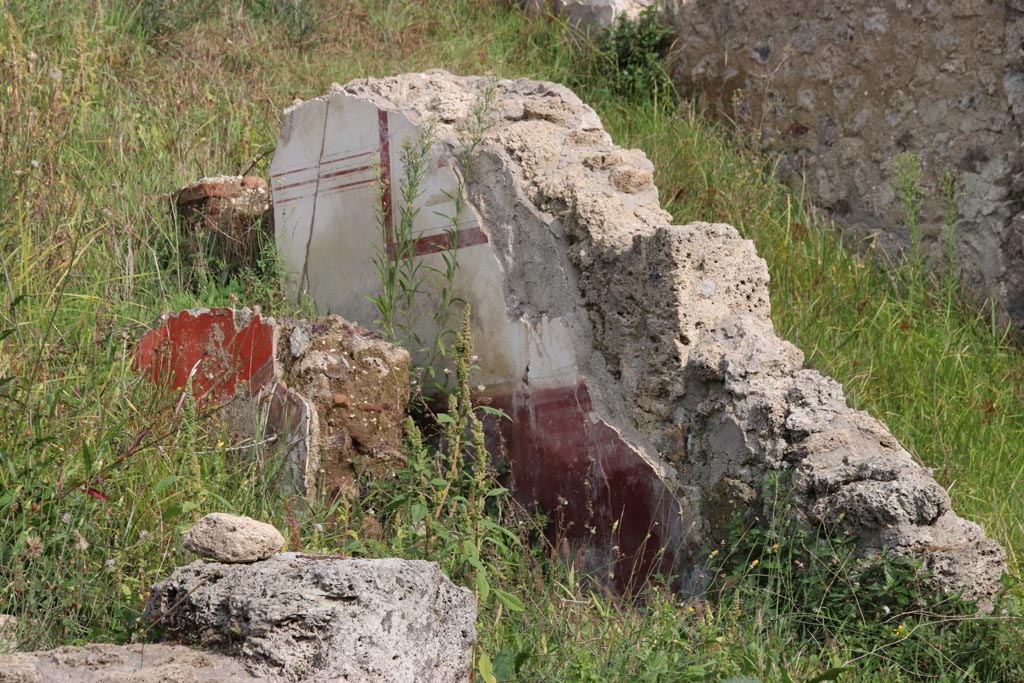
[369,119,465,388]
[587,6,676,102]
[370,84,498,395]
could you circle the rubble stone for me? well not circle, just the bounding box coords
[1,557,473,683]
[145,555,476,683]
[182,513,285,563]
[134,309,409,505]
[269,71,1005,606]
[665,0,1024,333]
[173,175,272,273]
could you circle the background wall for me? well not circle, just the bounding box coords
[667,0,1024,332]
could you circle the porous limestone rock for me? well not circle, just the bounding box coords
[182,513,285,563]
[144,554,476,683]
[0,556,474,683]
[666,0,1024,333]
[0,644,261,683]
[270,71,1005,606]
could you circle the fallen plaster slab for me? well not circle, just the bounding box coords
[270,71,1005,605]
[134,309,409,504]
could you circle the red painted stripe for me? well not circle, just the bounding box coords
[321,177,376,195]
[378,109,396,257]
[278,176,376,204]
[276,163,373,193]
[271,149,374,180]
[411,226,489,257]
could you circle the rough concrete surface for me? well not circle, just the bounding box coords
[135,309,409,504]
[182,513,286,563]
[270,70,1005,606]
[667,0,1024,332]
[0,644,262,683]
[144,554,476,683]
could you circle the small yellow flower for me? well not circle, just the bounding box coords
[894,624,905,636]
[771,543,779,552]
[709,549,719,558]
[216,440,226,448]
[750,559,760,568]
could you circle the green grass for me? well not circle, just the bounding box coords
[1,0,1023,680]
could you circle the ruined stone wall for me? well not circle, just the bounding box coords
[667,0,1024,330]
[271,72,1005,607]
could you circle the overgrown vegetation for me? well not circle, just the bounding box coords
[1,1,1023,680]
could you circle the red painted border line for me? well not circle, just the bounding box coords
[275,163,374,193]
[412,226,489,256]
[321,177,377,195]
[277,176,378,205]
[271,149,375,180]
[378,110,396,256]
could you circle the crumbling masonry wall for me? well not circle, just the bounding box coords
[135,309,409,505]
[667,0,1024,331]
[271,72,1005,605]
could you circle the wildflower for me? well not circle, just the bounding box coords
[893,623,905,637]
[709,549,719,558]
[314,523,324,533]
[73,529,89,551]
[25,535,43,558]
[139,530,150,540]
[771,543,779,551]
[105,558,117,571]
[29,159,39,169]
[61,513,72,524]
[216,440,225,448]
[750,559,760,568]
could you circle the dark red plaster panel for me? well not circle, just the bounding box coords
[134,308,275,403]
[483,382,686,593]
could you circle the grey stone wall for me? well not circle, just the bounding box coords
[667,0,1024,330]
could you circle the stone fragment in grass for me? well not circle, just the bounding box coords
[145,555,476,682]
[134,309,410,508]
[173,175,272,275]
[182,512,285,563]
[523,0,653,29]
